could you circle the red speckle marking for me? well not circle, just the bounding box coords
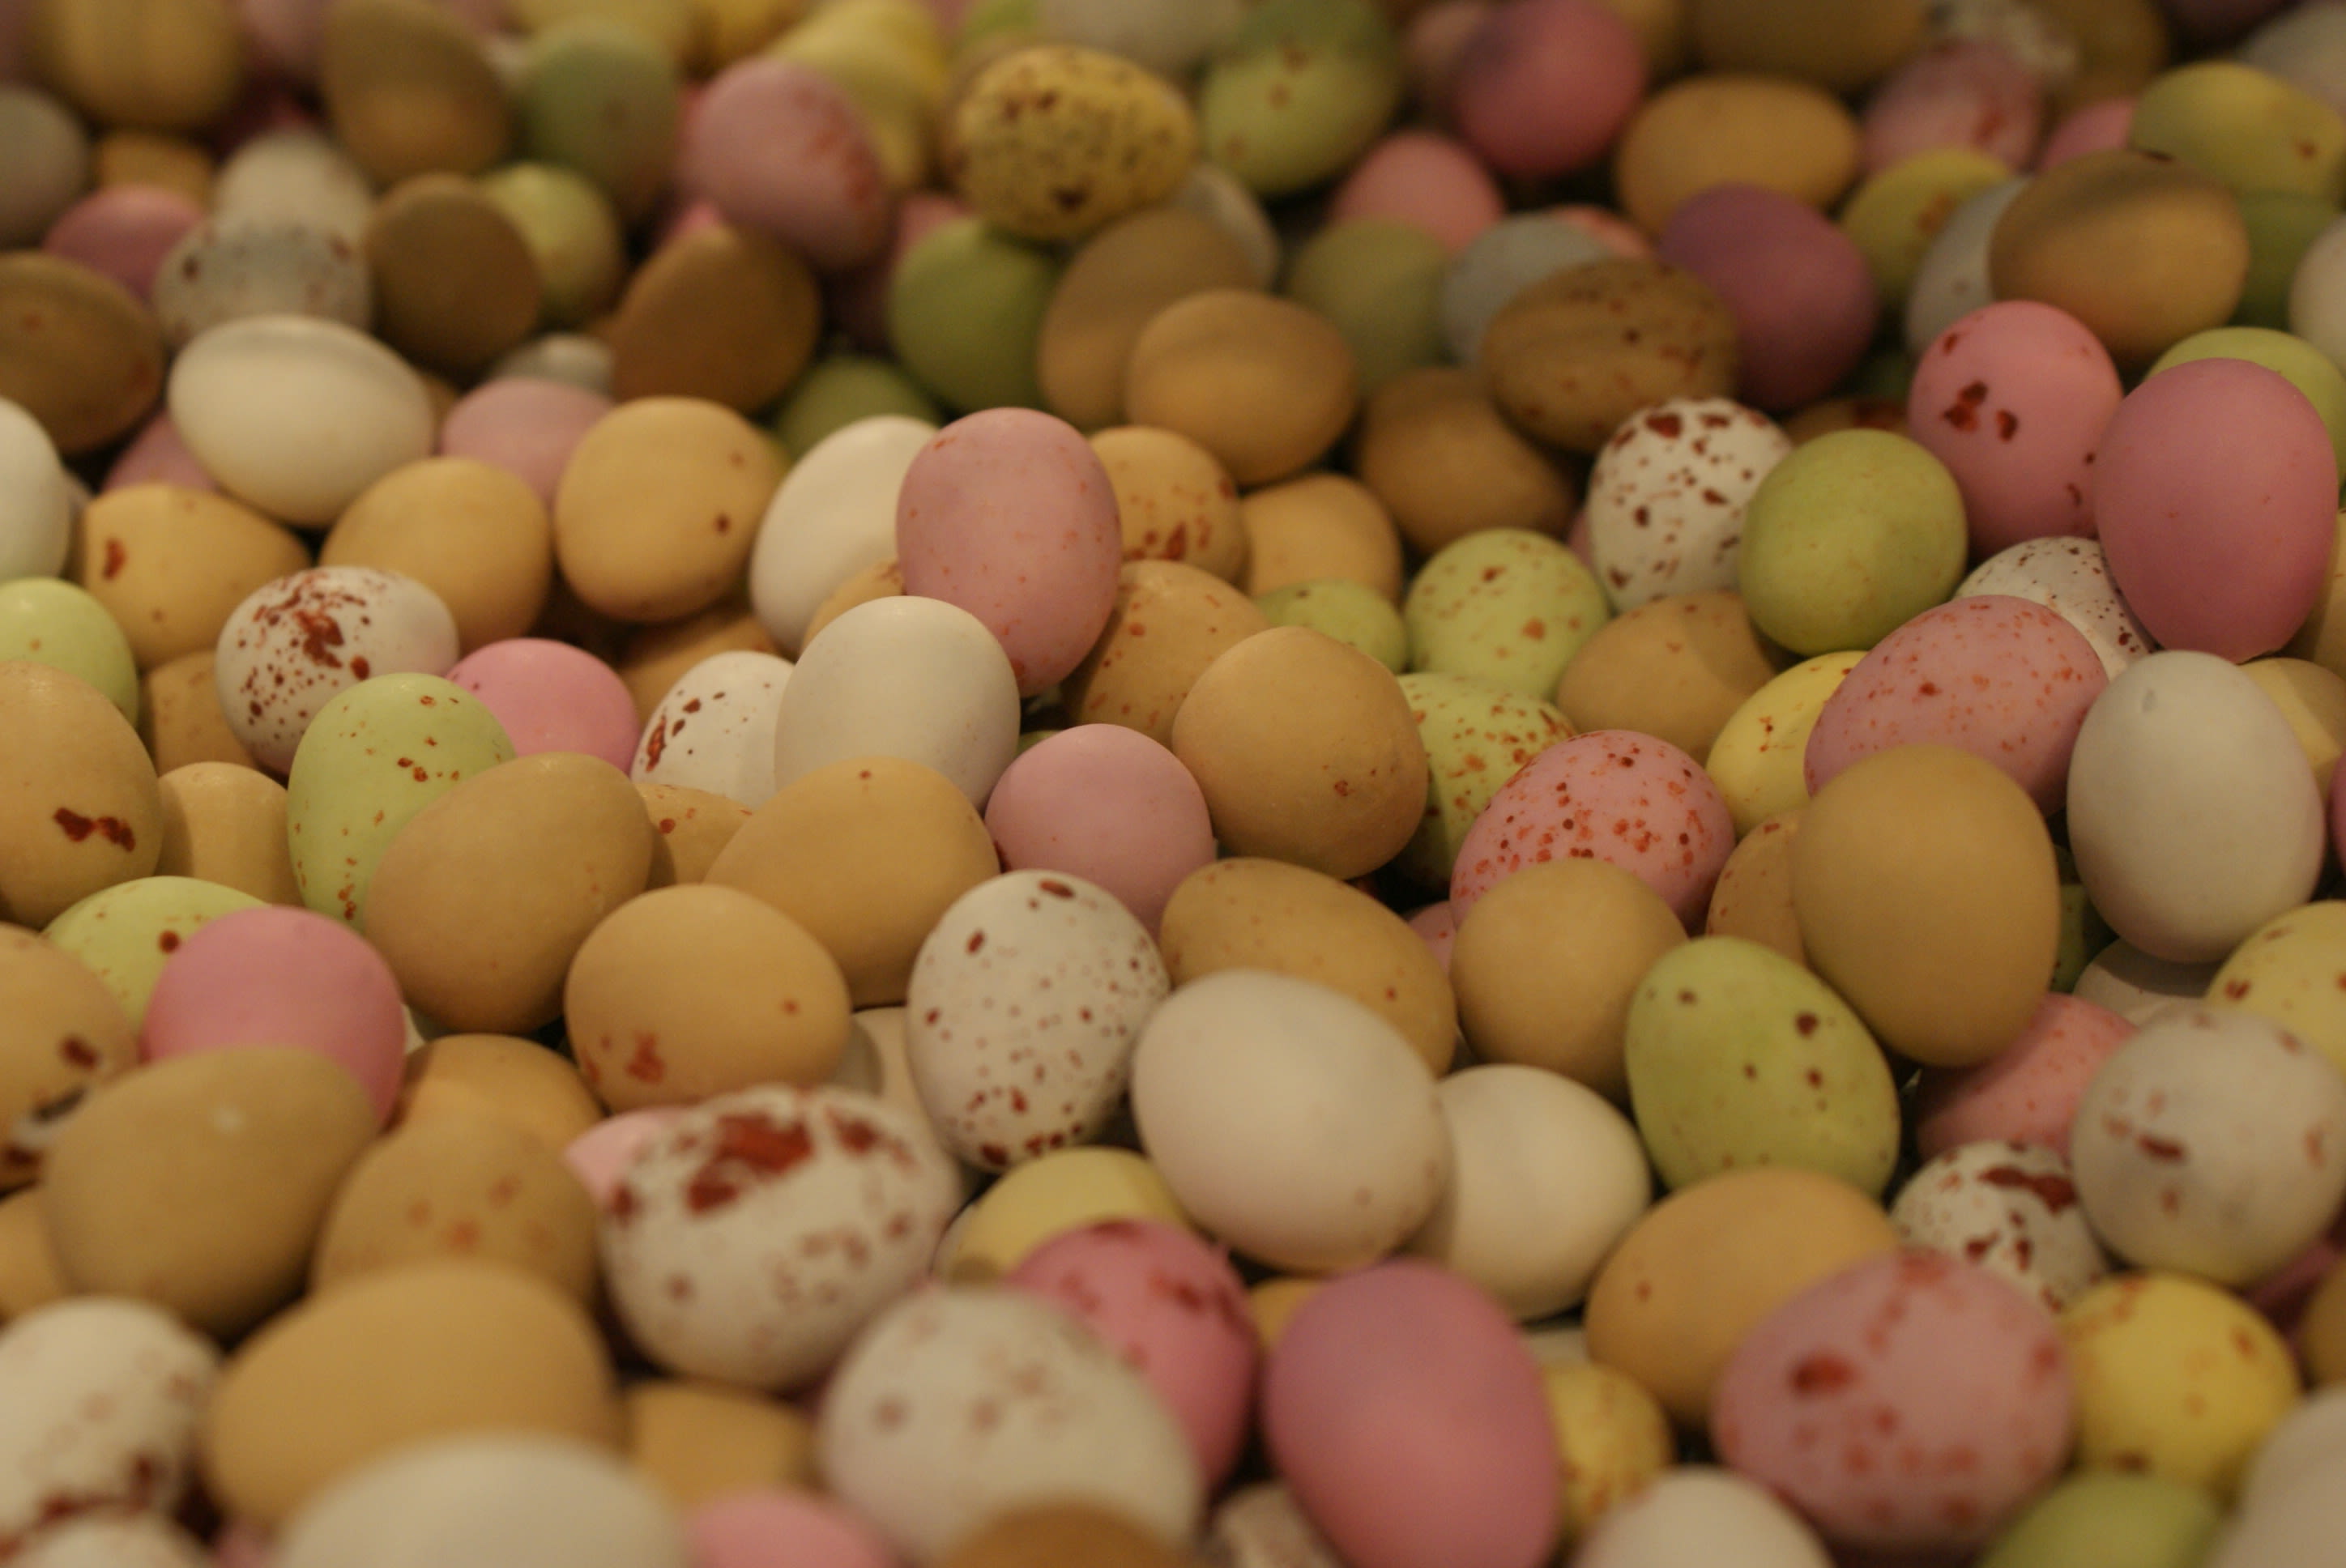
[685,1111,817,1213]
[53,809,135,850]
[1790,1353,1858,1395]
[625,1033,665,1082]
[100,538,126,579]
[1978,1165,2077,1212]
[58,1036,98,1068]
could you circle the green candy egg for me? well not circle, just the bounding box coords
[2236,189,2337,330]
[1256,578,1409,674]
[1623,935,1901,1195]
[886,215,1061,412]
[1977,1471,2222,1568]
[286,674,514,927]
[1393,670,1572,888]
[2130,60,2346,203]
[0,577,139,725]
[1838,146,2012,308]
[1404,528,1610,699]
[45,876,265,1027]
[771,352,941,457]
[478,161,626,330]
[516,19,681,223]
[2149,324,2346,471]
[1737,428,1966,655]
[1198,0,1402,198]
[1282,217,1446,395]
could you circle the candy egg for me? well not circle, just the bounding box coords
[0,396,73,582]
[631,650,794,810]
[151,216,373,349]
[680,58,891,271]
[322,458,557,656]
[1912,991,2135,1160]
[447,639,639,770]
[1890,1140,2109,1312]
[748,414,936,658]
[1975,1472,2223,1568]
[1572,1467,1832,1568]
[1582,397,1791,612]
[1956,535,2156,681]
[1704,650,1864,837]
[13,1515,211,1567]
[0,577,138,725]
[981,724,1216,935]
[945,45,1198,244]
[41,876,263,1030]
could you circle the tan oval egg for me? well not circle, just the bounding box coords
[554,397,785,624]
[607,224,821,414]
[1124,288,1358,488]
[617,594,778,723]
[638,780,751,888]
[318,0,512,186]
[1159,858,1456,1076]
[703,755,998,1008]
[801,557,904,648]
[399,1033,604,1155]
[623,1379,816,1510]
[1794,744,2059,1068]
[1354,366,1576,556]
[2243,656,2346,797]
[1449,858,1687,1100]
[73,485,310,671]
[1704,810,1806,966]
[0,922,137,1191]
[0,1187,66,1322]
[28,0,244,133]
[1613,74,1863,235]
[565,883,851,1110]
[939,1144,1194,1285]
[0,659,164,927]
[363,752,652,1033]
[1990,148,2248,372]
[1063,560,1270,747]
[198,1258,620,1527]
[155,761,301,904]
[1038,207,1260,433]
[1583,1165,1899,1428]
[1683,0,1926,92]
[323,457,555,654]
[1555,590,1779,761]
[946,45,1199,243]
[1090,424,1245,583]
[140,650,258,773]
[41,1046,377,1336]
[1170,626,1430,881]
[310,1108,599,1302]
[1238,472,1405,603]
[0,252,168,456]
[1482,260,1741,454]
[94,129,215,203]
[936,1503,1196,1568]
[364,174,544,377]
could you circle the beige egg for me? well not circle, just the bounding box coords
[0,659,164,928]
[554,398,785,624]
[1583,1165,1899,1428]
[1038,207,1260,432]
[1124,289,1358,488]
[607,224,822,415]
[1793,744,2059,1068]
[0,923,137,1191]
[318,0,512,186]
[1482,260,1742,452]
[1238,472,1405,603]
[41,1046,377,1336]
[73,485,309,671]
[1683,0,1926,92]
[310,1109,599,1302]
[617,594,779,723]
[0,252,168,457]
[323,458,553,654]
[363,752,655,1033]
[93,129,215,203]
[1091,425,1245,583]
[0,1187,66,1323]
[398,1033,604,1156]
[1353,367,1576,555]
[198,1259,621,1527]
[1063,560,1271,747]
[638,780,752,888]
[1614,74,1862,234]
[623,1379,817,1510]
[1159,858,1456,1076]
[565,883,851,1110]
[936,1504,1196,1568]
[801,557,904,648]
[1449,858,1686,1100]
[155,761,301,905]
[704,755,998,1008]
[365,175,544,378]
[139,651,259,773]
[28,0,244,133]
[1555,590,1779,761]
[1704,811,1806,965]
[1170,626,1429,881]
[2243,657,2346,797]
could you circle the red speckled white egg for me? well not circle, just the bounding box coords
[630,650,794,808]
[1956,535,2155,681]
[1583,398,1791,611]
[1890,1140,2109,1314]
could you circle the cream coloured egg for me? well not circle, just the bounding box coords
[630,650,793,808]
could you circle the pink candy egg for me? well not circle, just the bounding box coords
[139,905,408,1122]
[981,724,1214,935]
[1861,39,2044,173]
[686,1489,898,1568]
[1449,730,1734,930]
[1404,901,1456,971]
[1263,1259,1559,1568]
[2037,96,2135,168]
[43,184,206,300]
[1911,991,2135,1161]
[437,377,612,508]
[681,58,893,272]
[561,1106,687,1205]
[1005,1218,1257,1488]
[1657,184,1877,411]
[105,410,219,493]
[895,408,1124,697]
[447,637,640,771]
[1328,130,1504,254]
[2093,358,2337,661]
[1710,1251,2074,1555]
[1448,0,1644,179]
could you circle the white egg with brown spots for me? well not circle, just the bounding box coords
[1957,535,2156,681]
[629,650,792,809]
[1890,1140,2109,1314]
[1583,398,1791,611]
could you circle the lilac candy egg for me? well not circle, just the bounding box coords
[894,408,1124,697]
[1913,991,2135,1160]
[1956,536,2154,680]
[42,185,206,301]
[1657,184,1877,412]
[982,724,1215,935]
[449,638,639,771]
[1803,594,2108,813]
[680,58,892,273]
[686,1489,897,1568]
[1861,39,2044,174]
[1448,0,1645,181]
[437,377,612,508]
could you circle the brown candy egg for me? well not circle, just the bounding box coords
[140,651,259,773]
[364,175,545,378]
[1238,473,1405,603]
[1124,289,1359,488]
[607,224,822,414]
[1612,75,1863,235]
[638,780,752,888]
[0,659,164,928]
[1354,367,1576,555]
[1703,811,1806,965]
[0,924,136,1191]
[1091,425,1246,583]
[1063,560,1271,748]
[1554,590,1779,761]
[323,457,556,654]
[1038,208,1260,432]
[154,761,301,905]
[0,1189,65,1322]
[28,0,245,134]
[1480,259,1740,453]
[622,1379,817,1510]
[72,485,310,672]
[1683,0,1927,92]
[0,252,168,456]
[936,1503,1203,1568]
[318,0,512,185]
[399,1033,604,1155]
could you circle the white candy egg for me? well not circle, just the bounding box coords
[2070,939,2221,1026]
[1130,970,1451,1274]
[1207,1483,1347,1568]
[151,217,373,349]
[0,397,71,582]
[906,870,1169,1173]
[599,1084,960,1391]
[2239,1384,2346,1514]
[1957,535,2155,680]
[1890,1140,2109,1313]
[1583,397,1791,611]
[1574,1467,1832,1568]
[816,1286,1205,1562]
[13,1515,210,1567]
[1904,177,2026,355]
[748,415,936,658]
[210,130,375,245]
[630,650,793,808]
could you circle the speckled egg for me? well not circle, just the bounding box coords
[1912,991,2136,1161]
[41,876,263,1032]
[1404,528,1610,699]
[631,651,794,810]
[2208,901,2346,1077]
[1891,1140,2109,1313]
[1583,398,1792,611]
[945,45,1196,244]
[0,923,134,1191]
[1196,0,1405,200]
[1394,671,1574,889]
[151,217,370,350]
[0,660,164,931]
[1956,536,2156,681]
[1704,650,1864,837]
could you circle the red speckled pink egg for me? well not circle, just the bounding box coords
[895,408,1124,697]
[1329,130,1504,254]
[1710,1251,2074,1555]
[1804,594,2108,813]
[1956,536,2154,681]
[1405,901,1455,971]
[983,724,1215,935]
[1913,991,2136,1160]
[437,377,612,509]
[1657,185,1878,412]
[2094,358,2337,661]
[1449,730,1733,930]
[686,1488,897,1568]
[448,638,640,772]
[1448,0,1644,180]
[1861,40,2045,174]
[681,59,893,273]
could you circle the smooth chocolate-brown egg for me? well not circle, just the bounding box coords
[606,223,821,414]
[1481,259,1740,452]
[1684,0,1926,92]
[0,252,168,456]
[319,0,512,185]
[365,175,546,378]
[29,0,245,133]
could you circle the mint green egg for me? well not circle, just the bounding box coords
[1737,428,1966,655]
[1198,0,1401,198]
[1976,1472,2222,1568]
[45,876,265,1027]
[1256,577,1409,674]
[1394,670,1572,888]
[1623,935,1901,1195]
[1404,528,1611,698]
[2130,60,2346,202]
[887,215,1060,412]
[478,161,626,329]
[286,673,514,927]
[2236,189,2336,330]
[516,19,681,223]
[772,352,941,457]
[2149,324,2346,470]
[0,577,138,725]
[1282,217,1446,394]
